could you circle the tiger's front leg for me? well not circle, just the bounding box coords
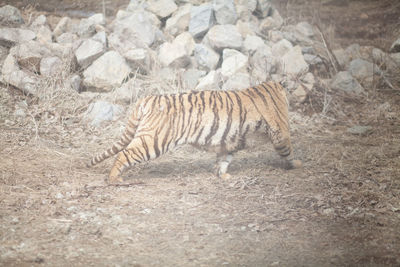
[216,153,233,180]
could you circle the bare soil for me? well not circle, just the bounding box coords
[1,1,400,266]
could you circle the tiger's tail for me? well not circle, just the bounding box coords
[87,113,139,168]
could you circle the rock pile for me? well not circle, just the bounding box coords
[0,2,398,126]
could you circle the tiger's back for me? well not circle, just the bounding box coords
[88,81,301,183]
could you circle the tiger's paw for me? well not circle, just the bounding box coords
[108,175,124,184]
[220,173,232,180]
[289,159,303,169]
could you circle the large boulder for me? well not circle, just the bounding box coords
[75,39,105,68]
[213,0,237,25]
[271,39,293,57]
[123,48,151,74]
[330,71,364,94]
[146,0,178,19]
[279,45,309,76]
[83,51,132,91]
[194,44,220,71]
[189,3,215,38]
[259,9,283,34]
[53,17,72,38]
[11,40,52,73]
[348,58,381,87]
[0,28,36,47]
[182,68,206,90]
[250,45,277,82]
[222,72,250,90]
[165,4,192,36]
[0,5,24,26]
[221,49,248,78]
[158,41,191,68]
[29,15,53,43]
[243,35,265,54]
[196,70,221,90]
[205,24,243,51]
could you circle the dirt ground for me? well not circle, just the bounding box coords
[1,0,400,266]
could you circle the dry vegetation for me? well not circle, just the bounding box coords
[1,0,400,266]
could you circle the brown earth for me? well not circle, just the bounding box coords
[1,1,400,266]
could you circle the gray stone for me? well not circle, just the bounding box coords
[271,39,293,58]
[88,13,105,25]
[268,30,284,43]
[279,45,309,76]
[389,37,400,53]
[109,27,145,55]
[195,70,221,90]
[85,101,123,127]
[205,24,243,51]
[304,54,323,65]
[295,21,314,37]
[53,17,71,37]
[332,48,349,68]
[243,35,265,54]
[54,32,78,45]
[174,32,195,56]
[213,0,238,25]
[236,0,257,13]
[146,0,178,18]
[189,3,215,38]
[236,19,257,37]
[67,74,81,92]
[123,48,151,73]
[345,43,361,61]
[250,45,277,82]
[292,84,308,103]
[0,28,36,47]
[83,51,132,91]
[221,49,248,78]
[259,9,283,34]
[194,44,220,71]
[11,40,51,73]
[110,78,144,104]
[330,71,364,94]
[371,48,386,65]
[77,18,96,38]
[75,39,105,68]
[256,0,273,18]
[182,69,206,90]
[33,25,53,43]
[348,58,381,86]
[222,72,250,90]
[2,53,39,95]
[40,56,63,77]
[0,5,24,26]
[158,41,190,68]
[347,125,373,135]
[92,31,107,47]
[165,4,192,36]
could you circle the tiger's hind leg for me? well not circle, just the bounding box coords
[269,129,302,169]
[108,136,158,184]
[216,153,233,180]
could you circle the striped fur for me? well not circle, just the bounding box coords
[88,81,302,183]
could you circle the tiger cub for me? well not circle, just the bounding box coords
[87,81,302,183]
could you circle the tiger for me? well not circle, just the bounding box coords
[87,81,302,183]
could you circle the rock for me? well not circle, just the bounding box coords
[330,71,364,94]
[347,125,373,135]
[195,70,220,90]
[332,48,349,68]
[85,101,123,127]
[348,58,380,87]
[295,21,314,37]
[304,54,323,66]
[292,84,308,103]
[256,0,273,18]
[75,39,105,68]
[146,0,178,18]
[109,27,145,55]
[0,28,36,47]
[165,4,192,36]
[302,72,315,90]
[123,48,151,74]
[88,13,105,25]
[189,3,215,38]
[158,41,190,68]
[271,39,293,58]
[2,53,39,95]
[213,0,238,25]
[259,9,283,34]
[235,20,257,37]
[389,37,400,53]
[221,49,248,78]
[371,48,386,65]
[40,56,63,76]
[268,30,283,42]
[53,17,71,37]
[11,40,51,73]
[30,15,52,43]
[205,24,243,51]
[236,0,257,13]
[83,51,132,91]
[182,68,206,90]
[345,43,361,62]
[56,32,78,44]
[174,32,195,56]
[76,18,96,38]
[67,74,81,92]
[250,45,277,82]
[279,45,309,76]
[194,44,220,71]
[222,72,250,90]
[110,78,144,104]
[111,11,157,47]
[0,5,24,26]
[243,35,265,54]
